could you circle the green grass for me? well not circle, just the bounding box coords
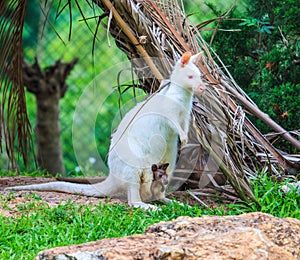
[0,169,52,178]
[227,174,300,218]
[0,174,299,259]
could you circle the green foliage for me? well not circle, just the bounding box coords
[0,169,52,178]
[253,83,300,132]
[239,14,275,34]
[228,174,300,218]
[204,0,300,152]
[22,0,40,48]
[0,174,299,259]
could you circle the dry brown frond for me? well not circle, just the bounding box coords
[94,0,300,204]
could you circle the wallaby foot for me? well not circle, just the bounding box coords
[130,202,158,211]
[127,182,158,210]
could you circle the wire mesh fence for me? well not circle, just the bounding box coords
[1,1,140,175]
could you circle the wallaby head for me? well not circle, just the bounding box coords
[170,51,206,93]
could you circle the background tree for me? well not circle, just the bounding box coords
[22,58,78,176]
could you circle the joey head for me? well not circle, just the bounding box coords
[150,163,169,199]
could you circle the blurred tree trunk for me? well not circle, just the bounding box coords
[22,58,78,176]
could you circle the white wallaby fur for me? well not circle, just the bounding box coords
[5,52,206,210]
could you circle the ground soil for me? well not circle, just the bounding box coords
[0,176,236,218]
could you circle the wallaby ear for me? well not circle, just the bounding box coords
[181,52,192,66]
[162,163,169,170]
[190,51,203,65]
[151,164,158,172]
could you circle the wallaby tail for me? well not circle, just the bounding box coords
[5,176,120,198]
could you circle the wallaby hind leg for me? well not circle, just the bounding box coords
[127,182,157,210]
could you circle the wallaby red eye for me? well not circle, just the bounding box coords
[188,75,193,79]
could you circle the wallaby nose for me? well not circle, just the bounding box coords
[197,82,206,93]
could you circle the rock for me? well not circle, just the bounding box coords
[36,212,300,260]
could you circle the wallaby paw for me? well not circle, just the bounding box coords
[130,202,158,211]
[180,134,188,147]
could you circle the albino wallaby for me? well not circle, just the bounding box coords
[5,52,206,210]
[150,163,169,199]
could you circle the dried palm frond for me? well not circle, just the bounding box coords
[94,0,300,204]
[0,0,32,169]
